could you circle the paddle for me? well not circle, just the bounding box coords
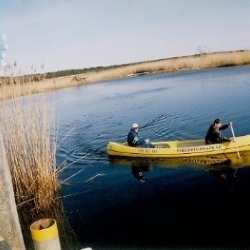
[230,123,241,158]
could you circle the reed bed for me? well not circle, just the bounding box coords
[0,73,60,211]
[1,50,250,102]
[0,65,84,249]
[89,50,250,79]
[46,50,249,92]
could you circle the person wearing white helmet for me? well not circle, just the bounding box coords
[127,123,155,148]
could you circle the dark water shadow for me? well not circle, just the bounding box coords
[107,152,250,249]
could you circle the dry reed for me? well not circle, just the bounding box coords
[1,50,250,101]
[0,66,60,211]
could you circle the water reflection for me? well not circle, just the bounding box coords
[109,150,250,181]
[209,161,236,181]
[131,159,153,182]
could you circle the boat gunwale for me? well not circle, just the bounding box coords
[107,134,250,158]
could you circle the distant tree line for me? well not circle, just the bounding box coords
[45,65,124,79]
[0,65,120,85]
[44,59,150,79]
[0,50,248,86]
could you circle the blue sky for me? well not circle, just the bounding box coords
[0,0,250,73]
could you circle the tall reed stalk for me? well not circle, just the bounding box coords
[0,64,60,211]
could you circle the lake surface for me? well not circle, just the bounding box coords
[53,65,250,250]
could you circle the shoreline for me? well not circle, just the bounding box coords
[1,50,250,100]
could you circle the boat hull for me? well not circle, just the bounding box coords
[107,135,250,158]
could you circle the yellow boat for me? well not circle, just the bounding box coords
[106,134,250,158]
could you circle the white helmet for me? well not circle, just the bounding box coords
[131,123,139,129]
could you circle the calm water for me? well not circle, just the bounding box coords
[53,65,250,249]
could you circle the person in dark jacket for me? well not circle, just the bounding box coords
[127,123,155,148]
[205,118,232,144]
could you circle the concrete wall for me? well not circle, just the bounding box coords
[0,132,25,250]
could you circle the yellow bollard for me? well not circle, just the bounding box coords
[30,218,61,250]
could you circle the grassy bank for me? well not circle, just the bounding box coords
[1,50,250,101]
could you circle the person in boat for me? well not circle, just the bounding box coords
[205,118,232,144]
[127,123,155,148]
